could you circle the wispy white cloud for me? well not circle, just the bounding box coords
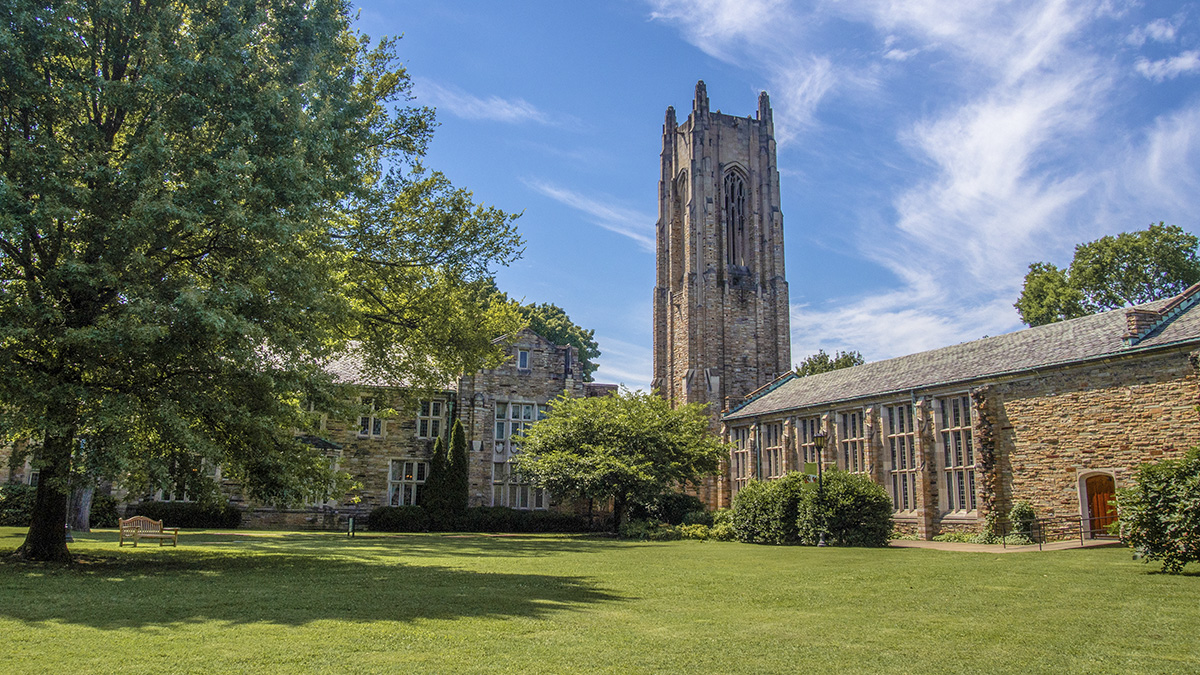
[591,335,654,390]
[1135,51,1200,81]
[646,0,791,62]
[646,0,845,144]
[1127,16,1183,46]
[648,0,1200,365]
[415,79,550,125]
[524,180,656,252]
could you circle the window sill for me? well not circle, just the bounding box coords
[939,511,980,521]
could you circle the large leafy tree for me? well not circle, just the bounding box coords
[0,0,521,561]
[794,349,864,377]
[513,389,725,530]
[1015,223,1200,326]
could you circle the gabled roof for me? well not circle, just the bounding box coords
[725,285,1200,421]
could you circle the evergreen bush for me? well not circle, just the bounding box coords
[796,471,892,547]
[448,420,470,512]
[1118,448,1200,573]
[367,505,430,532]
[90,493,120,528]
[420,436,451,515]
[366,505,597,533]
[128,501,242,529]
[0,484,36,526]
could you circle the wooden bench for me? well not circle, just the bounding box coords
[118,516,179,547]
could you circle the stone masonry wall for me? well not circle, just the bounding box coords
[990,346,1200,522]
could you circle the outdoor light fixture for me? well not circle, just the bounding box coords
[813,430,828,547]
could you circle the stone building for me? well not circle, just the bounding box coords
[1,327,612,530]
[652,81,793,506]
[721,284,1200,540]
[243,328,612,528]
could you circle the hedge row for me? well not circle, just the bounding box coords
[367,505,606,533]
[127,501,243,529]
[0,484,35,527]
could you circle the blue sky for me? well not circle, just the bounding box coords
[353,1,1200,390]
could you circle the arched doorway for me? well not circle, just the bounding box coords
[1083,474,1117,538]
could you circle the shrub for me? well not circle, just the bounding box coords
[709,520,736,541]
[0,483,36,526]
[367,505,430,532]
[619,519,681,541]
[677,524,712,540]
[90,493,120,528]
[681,509,712,526]
[368,506,598,534]
[1118,448,1200,573]
[796,471,893,547]
[1009,501,1036,537]
[629,492,707,525]
[731,473,809,545]
[128,501,242,529]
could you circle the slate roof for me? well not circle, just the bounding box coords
[724,287,1200,421]
[321,351,456,391]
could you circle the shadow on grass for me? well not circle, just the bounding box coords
[0,535,624,630]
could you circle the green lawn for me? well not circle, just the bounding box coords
[1,527,1197,674]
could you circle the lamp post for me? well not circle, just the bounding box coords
[813,430,827,547]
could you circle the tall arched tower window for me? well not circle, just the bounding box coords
[724,170,748,271]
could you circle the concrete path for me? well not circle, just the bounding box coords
[889,538,1125,553]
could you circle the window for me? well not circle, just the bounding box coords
[798,417,821,467]
[27,469,39,487]
[938,395,977,512]
[492,402,546,509]
[517,349,530,370]
[884,404,918,512]
[417,399,445,439]
[359,397,384,438]
[388,459,427,506]
[730,426,751,494]
[839,410,867,474]
[724,171,748,269]
[761,422,783,479]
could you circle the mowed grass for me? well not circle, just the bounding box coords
[1,528,1198,674]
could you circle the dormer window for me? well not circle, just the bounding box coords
[517,349,529,370]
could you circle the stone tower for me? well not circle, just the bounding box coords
[652,82,792,501]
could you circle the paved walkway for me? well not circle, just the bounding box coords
[889,538,1125,553]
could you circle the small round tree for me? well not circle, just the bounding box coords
[513,389,725,531]
[796,470,893,547]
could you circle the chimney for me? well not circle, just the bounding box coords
[1124,308,1161,343]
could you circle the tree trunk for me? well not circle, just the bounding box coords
[15,434,73,562]
[612,495,626,534]
[69,484,94,533]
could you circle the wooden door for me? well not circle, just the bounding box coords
[1086,474,1117,537]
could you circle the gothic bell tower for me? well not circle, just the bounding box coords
[652,81,791,416]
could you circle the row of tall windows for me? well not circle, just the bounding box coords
[359,398,447,440]
[492,402,548,510]
[731,395,978,514]
[839,411,867,474]
[730,427,751,494]
[884,404,918,512]
[761,422,783,479]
